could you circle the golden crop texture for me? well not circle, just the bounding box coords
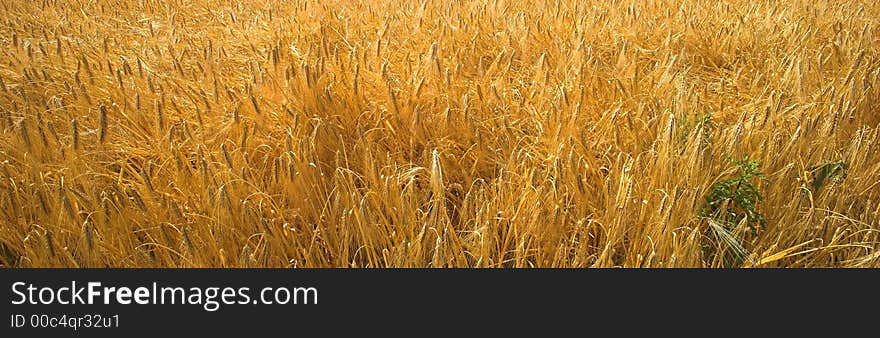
[0,0,878,267]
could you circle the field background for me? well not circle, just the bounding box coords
[0,0,878,267]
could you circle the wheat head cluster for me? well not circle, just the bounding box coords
[0,0,878,268]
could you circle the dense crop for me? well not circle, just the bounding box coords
[0,0,878,267]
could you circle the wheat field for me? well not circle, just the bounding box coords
[0,0,878,268]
